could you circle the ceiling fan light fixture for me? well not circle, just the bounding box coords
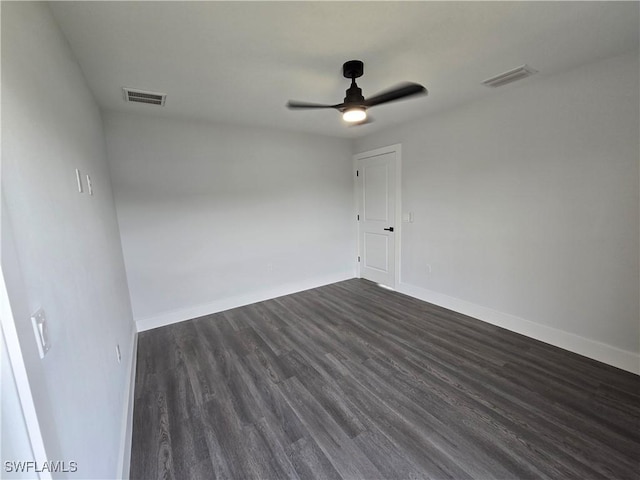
[343,107,367,123]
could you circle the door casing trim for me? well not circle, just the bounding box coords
[353,144,402,289]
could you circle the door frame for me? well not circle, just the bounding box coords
[0,269,51,480]
[353,144,402,289]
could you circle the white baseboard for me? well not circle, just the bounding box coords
[396,282,639,375]
[135,271,356,332]
[117,327,138,479]
[134,274,638,373]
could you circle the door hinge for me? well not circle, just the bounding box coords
[356,170,359,177]
[357,256,361,262]
[357,214,360,221]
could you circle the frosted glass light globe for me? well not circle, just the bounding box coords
[343,108,367,123]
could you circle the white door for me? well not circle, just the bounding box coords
[356,148,398,288]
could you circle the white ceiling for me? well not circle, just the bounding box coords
[50,1,639,138]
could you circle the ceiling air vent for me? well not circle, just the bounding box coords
[122,88,166,106]
[481,65,537,88]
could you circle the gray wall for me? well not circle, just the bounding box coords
[355,52,639,360]
[1,3,135,478]
[104,112,355,328]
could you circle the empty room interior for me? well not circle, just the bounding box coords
[2,1,639,479]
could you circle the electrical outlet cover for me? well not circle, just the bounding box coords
[30,308,51,359]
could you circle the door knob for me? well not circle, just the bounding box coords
[383,227,394,232]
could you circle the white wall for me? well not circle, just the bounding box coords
[355,52,640,371]
[1,3,135,478]
[104,112,355,329]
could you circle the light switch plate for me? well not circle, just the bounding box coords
[403,212,415,223]
[30,308,51,359]
[86,174,93,195]
[75,169,83,193]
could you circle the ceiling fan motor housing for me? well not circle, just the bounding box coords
[343,60,364,79]
[344,84,365,107]
[342,60,366,109]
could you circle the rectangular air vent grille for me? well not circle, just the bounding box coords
[482,65,537,88]
[123,88,166,106]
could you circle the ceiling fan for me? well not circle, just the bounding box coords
[286,60,427,124]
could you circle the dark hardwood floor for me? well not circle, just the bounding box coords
[130,279,640,479]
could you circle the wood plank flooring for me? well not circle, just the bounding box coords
[130,279,640,479]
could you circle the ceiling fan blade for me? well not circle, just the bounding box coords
[363,82,427,107]
[286,100,343,110]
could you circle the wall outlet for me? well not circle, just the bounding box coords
[115,344,122,363]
